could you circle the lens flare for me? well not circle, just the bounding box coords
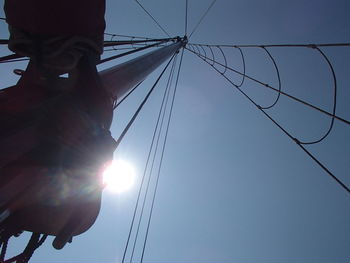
[102,160,136,193]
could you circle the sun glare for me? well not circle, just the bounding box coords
[102,160,136,193]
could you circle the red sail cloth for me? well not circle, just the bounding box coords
[4,0,105,37]
[0,0,110,248]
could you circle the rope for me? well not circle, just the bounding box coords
[0,226,21,262]
[134,0,171,38]
[186,48,350,194]
[2,233,47,263]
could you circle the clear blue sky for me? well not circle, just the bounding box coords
[1,0,350,262]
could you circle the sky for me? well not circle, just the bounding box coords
[1,0,350,262]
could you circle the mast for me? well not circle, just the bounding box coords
[100,40,185,101]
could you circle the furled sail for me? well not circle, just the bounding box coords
[0,0,183,261]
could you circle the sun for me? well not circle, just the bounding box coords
[102,160,136,193]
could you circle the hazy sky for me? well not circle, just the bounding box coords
[1,0,350,262]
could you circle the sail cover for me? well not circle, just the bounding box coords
[4,0,105,37]
[0,0,111,254]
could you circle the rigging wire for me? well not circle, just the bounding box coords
[0,38,172,48]
[119,53,178,263]
[103,38,176,47]
[104,47,141,52]
[103,41,169,53]
[185,0,189,35]
[190,43,350,48]
[187,44,340,142]
[0,39,172,64]
[297,47,337,145]
[0,54,25,62]
[233,43,350,48]
[233,46,246,87]
[104,33,158,40]
[188,0,218,39]
[128,54,178,263]
[113,82,143,110]
[198,45,207,60]
[186,47,350,194]
[259,47,282,109]
[104,43,169,52]
[0,58,29,64]
[207,45,216,66]
[216,45,227,74]
[140,47,185,263]
[134,0,171,38]
[186,45,350,126]
[113,52,177,149]
[104,40,167,50]
[188,43,343,144]
[99,40,171,64]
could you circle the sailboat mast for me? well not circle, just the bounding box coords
[100,40,185,101]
